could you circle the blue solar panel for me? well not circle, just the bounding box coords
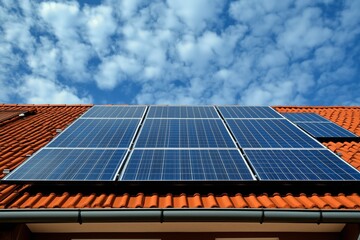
[281,113,328,122]
[244,149,360,181]
[82,106,146,118]
[48,119,140,148]
[226,119,323,148]
[135,119,236,148]
[282,113,358,138]
[296,122,357,138]
[218,106,282,119]
[147,106,219,118]
[120,149,255,180]
[4,149,127,181]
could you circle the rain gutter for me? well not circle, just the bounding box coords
[0,209,359,224]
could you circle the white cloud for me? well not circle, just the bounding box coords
[278,7,332,58]
[84,5,116,55]
[39,2,80,41]
[167,0,224,33]
[27,37,60,79]
[0,0,359,106]
[95,55,141,90]
[18,76,91,104]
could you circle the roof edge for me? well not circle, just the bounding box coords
[0,209,359,224]
[0,104,94,107]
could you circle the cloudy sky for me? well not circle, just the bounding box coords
[1,0,359,105]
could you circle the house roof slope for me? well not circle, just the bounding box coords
[0,104,359,210]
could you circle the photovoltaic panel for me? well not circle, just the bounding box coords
[81,106,146,118]
[296,122,357,138]
[226,119,323,148]
[281,113,328,122]
[147,106,219,118]
[4,149,127,181]
[218,106,282,119]
[244,149,360,181]
[48,119,140,148]
[120,149,255,180]
[135,119,236,148]
[282,112,358,138]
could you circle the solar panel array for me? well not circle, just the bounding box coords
[218,106,283,119]
[244,149,360,180]
[4,106,360,182]
[121,106,255,181]
[218,106,360,181]
[6,149,127,181]
[226,119,322,148]
[121,149,254,180]
[5,106,146,181]
[147,106,219,118]
[48,119,140,148]
[134,119,236,148]
[282,113,358,138]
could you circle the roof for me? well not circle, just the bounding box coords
[0,104,359,210]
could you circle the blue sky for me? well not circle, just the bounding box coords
[0,0,359,105]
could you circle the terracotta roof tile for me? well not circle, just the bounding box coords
[0,105,359,210]
[245,194,263,208]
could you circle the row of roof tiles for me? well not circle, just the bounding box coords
[0,105,359,210]
[1,190,359,209]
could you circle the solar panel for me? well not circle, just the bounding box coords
[147,106,219,118]
[282,113,358,138]
[4,149,127,181]
[48,119,140,148]
[135,119,236,148]
[120,149,255,180]
[82,106,146,118]
[296,122,358,138]
[281,113,328,122]
[226,119,323,148]
[244,149,360,181]
[218,106,283,119]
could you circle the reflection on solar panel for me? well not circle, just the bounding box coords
[48,119,140,148]
[82,106,146,118]
[218,106,282,119]
[4,149,127,181]
[296,122,357,138]
[282,113,358,138]
[135,119,236,148]
[226,119,322,148]
[121,149,255,180]
[281,113,328,122]
[147,106,218,118]
[244,149,360,181]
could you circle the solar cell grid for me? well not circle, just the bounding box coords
[282,113,358,138]
[296,122,357,138]
[81,106,146,118]
[218,106,283,119]
[135,119,236,148]
[48,119,140,148]
[244,149,360,181]
[226,119,323,149]
[4,149,127,181]
[281,113,328,122]
[120,149,255,180]
[147,106,219,118]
